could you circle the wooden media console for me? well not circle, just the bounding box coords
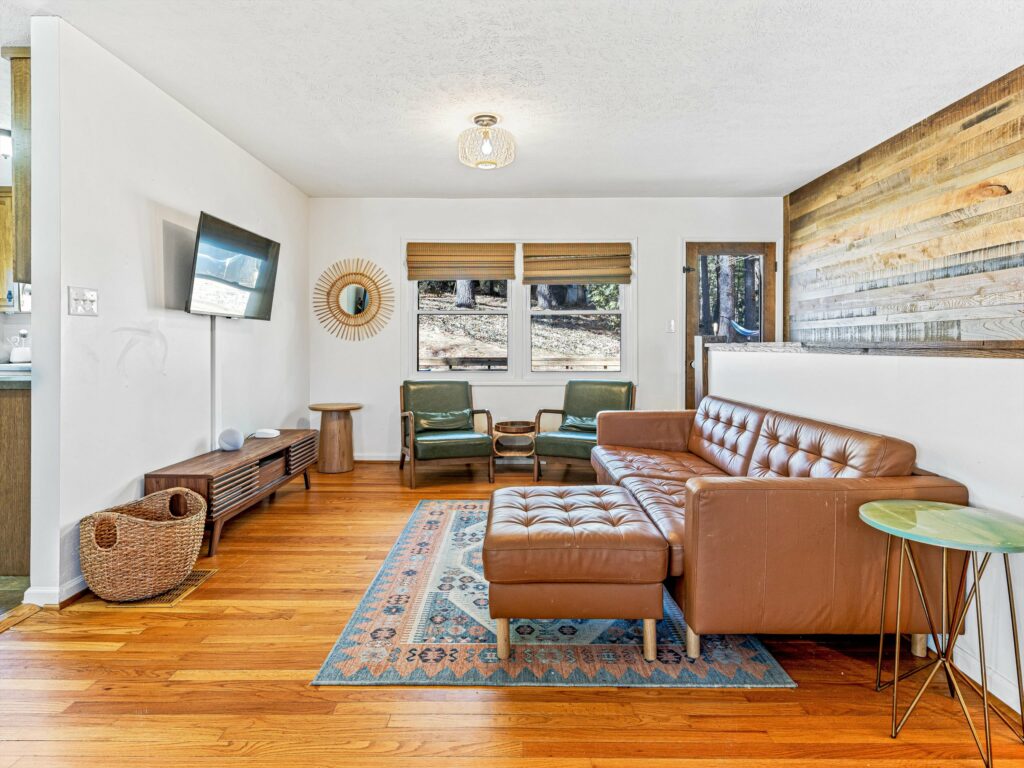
[145,429,318,555]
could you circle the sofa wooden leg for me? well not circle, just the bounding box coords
[643,618,657,661]
[686,626,700,660]
[910,633,928,658]
[496,618,511,660]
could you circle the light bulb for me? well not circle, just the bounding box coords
[480,130,493,156]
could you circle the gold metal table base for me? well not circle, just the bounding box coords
[875,536,1024,767]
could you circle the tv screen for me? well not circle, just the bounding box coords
[185,212,280,320]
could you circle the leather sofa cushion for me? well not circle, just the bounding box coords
[687,396,768,476]
[535,430,597,460]
[621,477,688,577]
[483,486,668,584]
[592,445,727,484]
[414,430,492,460]
[561,380,634,432]
[748,411,917,478]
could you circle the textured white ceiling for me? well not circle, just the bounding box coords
[2,0,1023,197]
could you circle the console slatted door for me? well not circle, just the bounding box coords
[286,433,319,474]
[209,462,260,516]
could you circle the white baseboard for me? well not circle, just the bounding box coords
[60,574,88,603]
[955,645,1022,714]
[353,453,401,462]
[23,586,59,607]
[26,574,89,607]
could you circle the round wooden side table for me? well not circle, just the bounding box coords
[493,420,535,462]
[860,499,1024,767]
[309,403,363,473]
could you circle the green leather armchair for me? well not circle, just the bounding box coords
[399,380,494,488]
[533,380,635,480]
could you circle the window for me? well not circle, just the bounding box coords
[416,280,509,371]
[529,283,622,371]
[406,241,633,379]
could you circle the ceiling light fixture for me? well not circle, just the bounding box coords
[458,113,515,170]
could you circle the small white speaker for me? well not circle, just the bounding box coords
[218,428,244,451]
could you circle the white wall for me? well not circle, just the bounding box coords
[28,18,310,604]
[309,197,782,458]
[710,349,1024,710]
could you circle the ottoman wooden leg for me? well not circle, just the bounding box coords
[496,618,511,660]
[643,619,657,661]
[686,627,701,660]
[910,633,928,657]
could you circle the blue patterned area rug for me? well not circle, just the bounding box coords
[313,500,795,688]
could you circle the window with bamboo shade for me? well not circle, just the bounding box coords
[406,240,635,378]
[522,242,632,285]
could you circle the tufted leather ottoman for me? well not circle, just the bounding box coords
[483,486,669,661]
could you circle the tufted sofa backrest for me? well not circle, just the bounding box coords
[687,396,768,476]
[748,411,916,479]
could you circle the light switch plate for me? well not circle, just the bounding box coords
[68,286,99,317]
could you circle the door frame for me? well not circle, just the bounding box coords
[683,242,777,408]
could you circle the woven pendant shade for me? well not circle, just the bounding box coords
[522,242,633,284]
[406,242,516,281]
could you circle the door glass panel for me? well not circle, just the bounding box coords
[697,253,763,342]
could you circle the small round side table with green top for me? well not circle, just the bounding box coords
[860,500,1024,767]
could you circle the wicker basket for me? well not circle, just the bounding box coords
[79,488,207,602]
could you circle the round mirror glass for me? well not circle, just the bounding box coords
[338,283,370,316]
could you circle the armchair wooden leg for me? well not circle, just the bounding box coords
[533,456,541,481]
[686,627,700,660]
[488,456,495,483]
[496,618,511,660]
[643,619,657,661]
[399,452,405,470]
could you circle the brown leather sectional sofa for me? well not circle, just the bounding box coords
[592,396,969,658]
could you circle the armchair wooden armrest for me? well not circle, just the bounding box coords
[471,408,493,436]
[534,408,565,433]
[400,411,414,453]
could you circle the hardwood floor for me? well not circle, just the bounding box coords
[2,462,1023,767]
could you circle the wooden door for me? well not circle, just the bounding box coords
[684,242,776,408]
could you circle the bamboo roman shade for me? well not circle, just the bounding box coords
[522,242,632,284]
[406,242,516,281]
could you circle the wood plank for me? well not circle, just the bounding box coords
[788,65,1024,218]
[0,464,1021,765]
[785,66,1024,348]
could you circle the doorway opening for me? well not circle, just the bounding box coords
[684,242,776,408]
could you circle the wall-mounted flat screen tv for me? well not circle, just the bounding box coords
[185,212,280,320]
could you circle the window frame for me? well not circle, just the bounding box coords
[402,240,637,386]
[413,279,511,373]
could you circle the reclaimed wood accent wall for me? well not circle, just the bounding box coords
[785,66,1024,347]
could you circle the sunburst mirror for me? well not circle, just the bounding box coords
[313,258,394,340]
